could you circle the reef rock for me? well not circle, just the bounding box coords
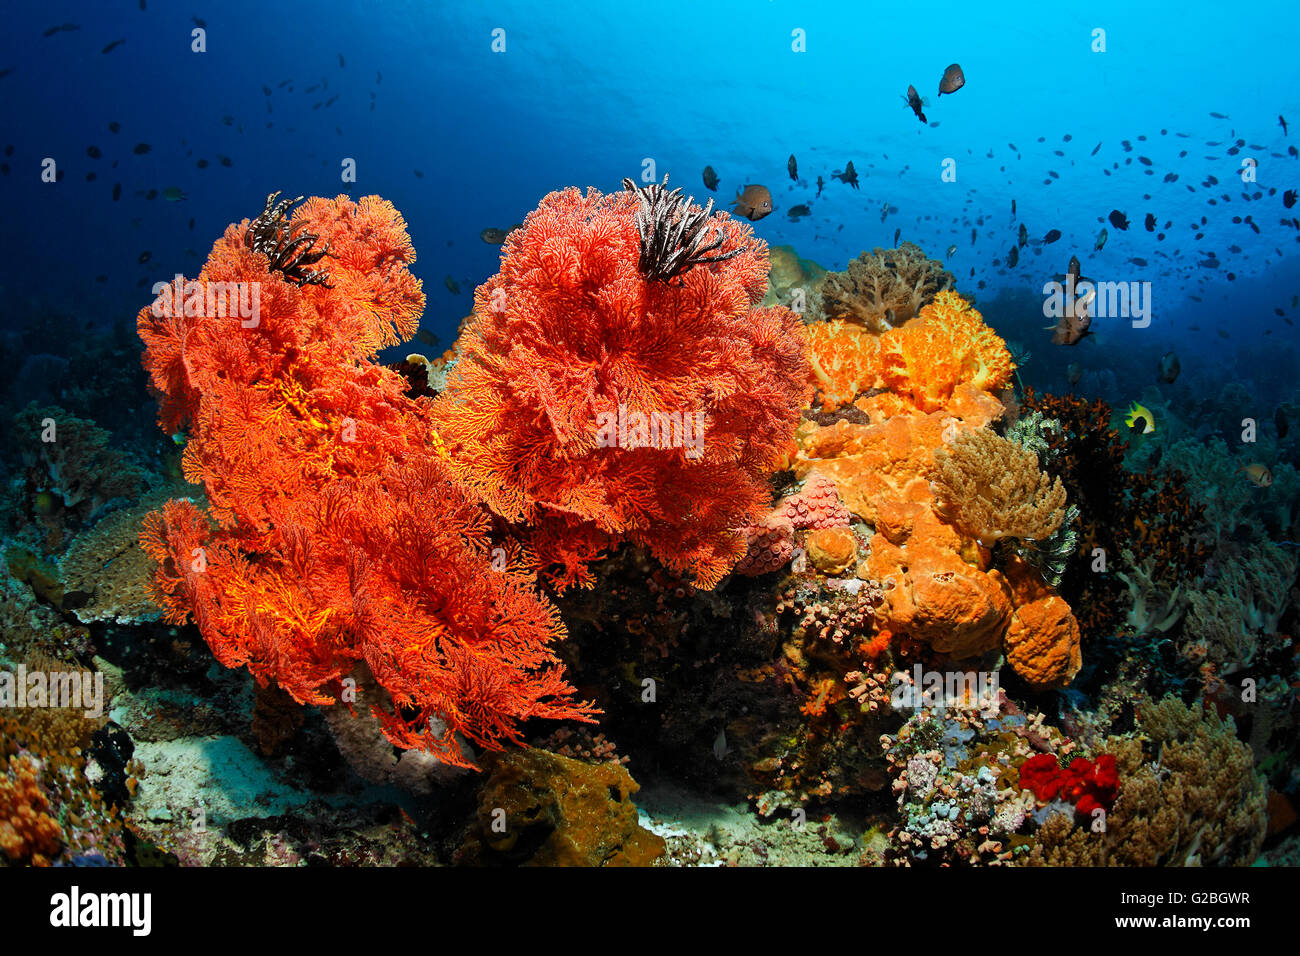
[457,749,665,867]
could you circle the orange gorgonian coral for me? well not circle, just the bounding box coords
[434,183,813,590]
[137,194,594,769]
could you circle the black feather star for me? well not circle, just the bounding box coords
[244,191,332,287]
[622,175,742,283]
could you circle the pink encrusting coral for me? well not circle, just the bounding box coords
[736,474,852,577]
[773,474,852,529]
[734,517,796,576]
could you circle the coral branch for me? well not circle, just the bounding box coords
[434,183,812,589]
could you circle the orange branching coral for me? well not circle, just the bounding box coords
[876,291,1014,413]
[434,184,813,590]
[137,194,594,769]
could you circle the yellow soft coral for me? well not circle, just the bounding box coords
[876,291,1014,412]
[806,320,881,411]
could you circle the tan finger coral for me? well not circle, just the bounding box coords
[930,429,1068,548]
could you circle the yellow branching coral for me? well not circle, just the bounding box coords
[931,428,1067,547]
[877,291,1014,412]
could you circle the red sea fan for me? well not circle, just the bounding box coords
[137,194,594,768]
[434,183,813,590]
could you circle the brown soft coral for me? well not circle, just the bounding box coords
[931,428,1068,547]
[1022,389,1210,640]
[1027,697,1267,866]
[817,241,954,331]
[456,749,664,866]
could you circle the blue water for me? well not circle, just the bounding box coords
[1,0,1297,391]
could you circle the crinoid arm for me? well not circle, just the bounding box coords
[245,190,334,287]
[622,175,743,283]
